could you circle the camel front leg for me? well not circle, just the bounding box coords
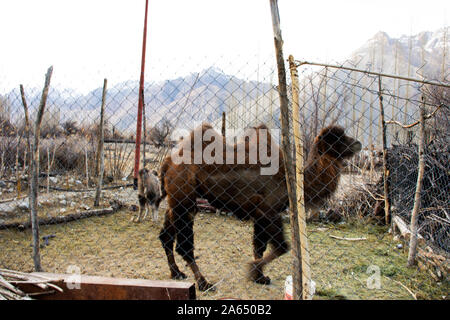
[174,212,215,291]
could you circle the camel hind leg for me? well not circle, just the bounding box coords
[251,216,272,284]
[249,213,289,285]
[159,209,186,280]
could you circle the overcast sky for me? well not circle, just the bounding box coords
[1,0,448,92]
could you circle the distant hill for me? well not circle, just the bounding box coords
[2,28,447,144]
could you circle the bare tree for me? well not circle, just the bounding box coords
[148,118,173,147]
[421,84,449,145]
[62,120,79,135]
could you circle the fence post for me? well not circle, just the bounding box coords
[94,79,107,207]
[289,55,311,300]
[378,76,391,225]
[143,89,147,167]
[407,96,426,266]
[19,85,32,161]
[269,0,303,300]
[221,111,226,137]
[30,66,53,272]
[133,0,149,189]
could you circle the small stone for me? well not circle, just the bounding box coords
[49,177,58,184]
[17,201,29,210]
[396,244,403,249]
[60,208,66,213]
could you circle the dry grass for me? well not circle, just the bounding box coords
[0,204,447,300]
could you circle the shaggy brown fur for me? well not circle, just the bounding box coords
[158,123,361,291]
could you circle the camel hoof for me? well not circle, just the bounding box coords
[198,281,215,292]
[248,262,271,285]
[254,275,271,285]
[171,271,187,280]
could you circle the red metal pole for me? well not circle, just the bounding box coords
[133,0,149,189]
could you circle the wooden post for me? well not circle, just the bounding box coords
[378,76,391,225]
[407,96,426,266]
[47,146,51,193]
[269,0,304,300]
[15,133,21,197]
[19,85,32,161]
[94,79,107,207]
[369,45,375,178]
[289,55,312,300]
[221,112,226,137]
[142,89,147,168]
[393,41,399,143]
[85,146,89,188]
[404,36,412,143]
[30,66,53,272]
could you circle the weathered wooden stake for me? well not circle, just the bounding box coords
[94,79,107,207]
[378,76,391,225]
[19,85,32,166]
[289,55,312,300]
[85,146,89,188]
[15,133,21,197]
[269,0,304,300]
[30,66,53,272]
[142,89,147,167]
[407,96,426,266]
[221,112,226,137]
[47,146,51,194]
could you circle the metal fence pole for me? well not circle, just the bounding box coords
[133,0,149,189]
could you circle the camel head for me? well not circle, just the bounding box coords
[314,126,362,160]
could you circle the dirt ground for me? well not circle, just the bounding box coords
[0,189,447,299]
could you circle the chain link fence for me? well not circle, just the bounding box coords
[0,50,448,299]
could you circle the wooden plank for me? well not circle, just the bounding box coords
[16,273,195,300]
[393,215,425,246]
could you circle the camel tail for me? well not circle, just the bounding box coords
[159,157,170,200]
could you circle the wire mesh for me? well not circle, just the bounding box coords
[0,50,448,299]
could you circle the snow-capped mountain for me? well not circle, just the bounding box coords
[1,28,447,141]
